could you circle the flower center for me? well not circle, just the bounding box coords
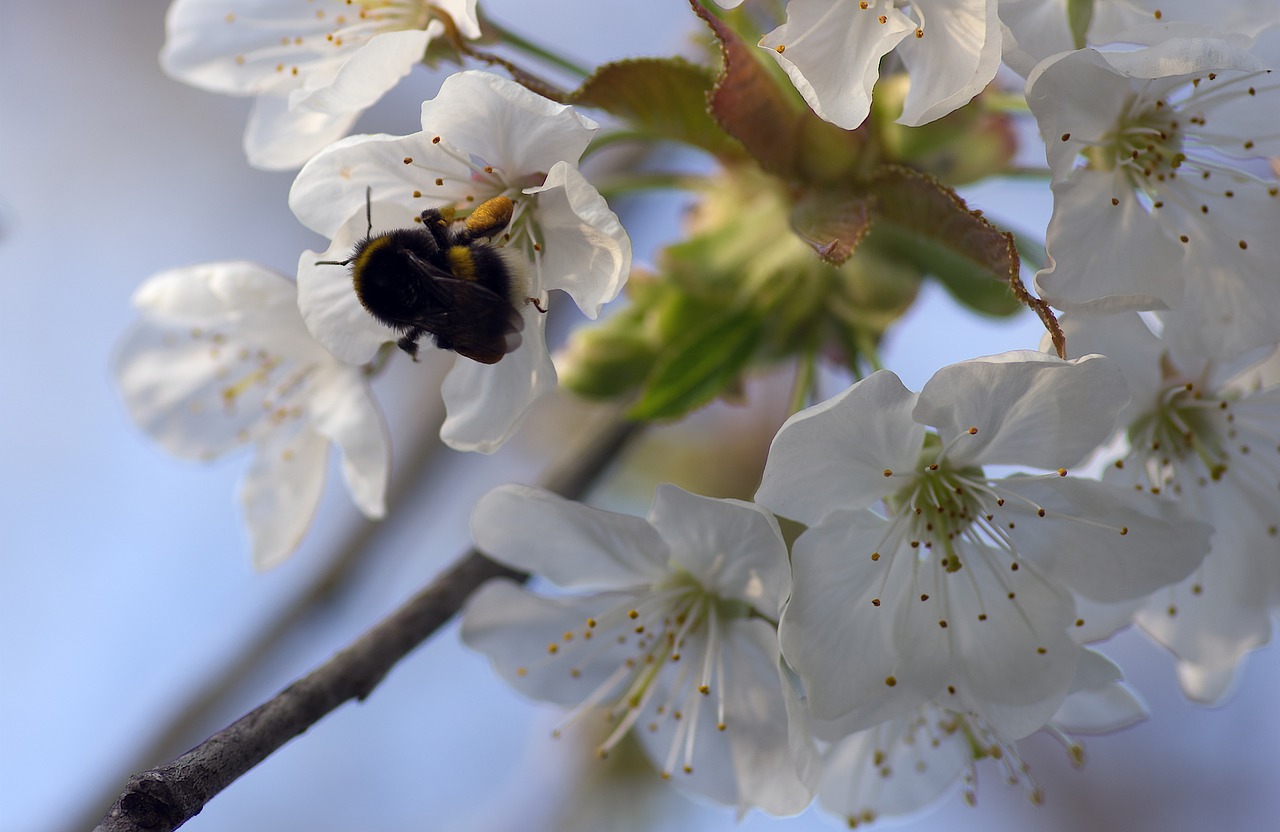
[518,572,752,778]
[884,434,994,573]
[1127,377,1233,487]
[1081,69,1280,219]
[1088,93,1185,196]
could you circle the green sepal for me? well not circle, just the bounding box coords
[789,191,875,266]
[863,166,1022,316]
[568,58,745,161]
[1066,0,1094,50]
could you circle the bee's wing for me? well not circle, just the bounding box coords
[402,253,524,365]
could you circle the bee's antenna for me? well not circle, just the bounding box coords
[364,186,372,237]
[315,186,374,267]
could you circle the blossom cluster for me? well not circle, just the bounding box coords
[115,0,1280,828]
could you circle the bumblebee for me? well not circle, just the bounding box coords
[320,192,532,365]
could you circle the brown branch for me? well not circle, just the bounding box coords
[67,373,451,832]
[93,408,639,832]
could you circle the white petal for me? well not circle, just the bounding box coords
[634,618,816,816]
[817,711,968,824]
[759,0,914,130]
[895,0,1001,126]
[781,513,939,727]
[307,365,389,518]
[938,544,1079,739]
[1056,313,1167,427]
[787,508,1081,740]
[116,320,265,458]
[118,264,326,458]
[1052,650,1148,734]
[997,476,1212,602]
[161,0,320,96]
[290,28,432,114]
[470,484,671,588]
[1036,173,1187,312]
[420,71,597,177]
[243,91,361,170]
[525,162,631,318]
[240,424,329,570]
[461,580,646,705]
[1068,647,1123,693]
[1158,186,1280,364]
[290,131,471,236]
[997,0,1072,78]
[1136,525,1276,703]
[915,352,1127,469]
[648,485,790,616]
[1069,593,1143,644]
[1099,35,1265,79]
[439,302,555,453]
[1174,664,1241,703]
[132,261,300,326]
[756,370,924,525]
[435,0,481,38]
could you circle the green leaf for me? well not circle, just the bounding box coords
[569,58,744,160]
[1066,0,1094,50]
[629,308,764,421]
[865,166,1022,316]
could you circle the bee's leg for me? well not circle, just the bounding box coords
[396,331,422,362]
[418,209,452,251]
[526,297,548,314]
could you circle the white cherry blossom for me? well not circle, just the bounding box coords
[756,353,1210,738]
[1059,313,1280,702]
[115,262,390,569]
[759,0,1002,129]
[461,484,816,817]
[999,0,1280,77]
[1027,34,1280,362]
[289,70,631,453]
[814,648,1145,827]
[162,0,479,169]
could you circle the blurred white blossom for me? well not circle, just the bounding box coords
[1061,313,1280,702]
[999,0,1280,76]
[162,0,479,169]
[814,648,1146,827]
[116,262,389,568]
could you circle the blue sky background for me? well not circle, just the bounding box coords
[2,3,1279,832]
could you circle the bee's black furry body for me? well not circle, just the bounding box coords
[337,196,525,365]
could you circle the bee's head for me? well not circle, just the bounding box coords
[351,233,437,328]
